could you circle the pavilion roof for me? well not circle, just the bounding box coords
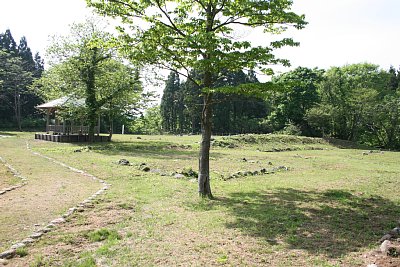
[37,96,85,109]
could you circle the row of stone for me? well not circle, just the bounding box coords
[222,166,290,180]
[0,143,111,260]
[0,156,28,196]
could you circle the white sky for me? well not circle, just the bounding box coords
[1,0,399,80]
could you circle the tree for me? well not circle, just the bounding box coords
[160,71,182,133]
[88,0,306,197]
[0,49,33,130]
[130,105,163,134]
[0,30,44,129]
[41,18,141,142]
[317,64,387,141]
[268,67,323,135]
[0,29,17,53]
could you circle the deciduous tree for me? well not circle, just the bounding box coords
[87,0,306,197]
[40,18,141,141]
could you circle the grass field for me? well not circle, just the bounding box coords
[1,132,400,266]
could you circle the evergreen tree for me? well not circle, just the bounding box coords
[18,36,35,72]
[388,66,400,91]
[0,49,33,130]
[0,30,45,129]
[0,29,17,53]
[33,52,45,78]
[160,71,182,133]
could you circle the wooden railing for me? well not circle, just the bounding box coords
[47,125,99,135]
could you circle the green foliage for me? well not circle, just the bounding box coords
[86,228,121,242]
[267,67,323,134]
[160,71,183,133]
[34,18,143,140]
[87,0,306,79]
[129,105,163,134]
[279,123,302,136]
[87,0,306,196]
[29,254,46,267]
[63,254,97,267]
[160,69,271,134]
[15,246,28,257]
[0,30,44,130]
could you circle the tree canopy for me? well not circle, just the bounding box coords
[34,18,142,140]
[0,29,44,130]
[87,0,306,197]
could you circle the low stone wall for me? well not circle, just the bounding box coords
[35,133,110,142]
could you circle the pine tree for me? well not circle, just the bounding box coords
[160,71,181,133]
[0,30,44,129]
[18,36,36,72]
[0,29,17,53]
[33,52,45,78]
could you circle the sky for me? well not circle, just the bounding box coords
[1,0,399,81]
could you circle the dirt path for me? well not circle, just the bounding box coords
[0,136,102,251]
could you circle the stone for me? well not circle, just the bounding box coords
[367,264,378,267]
[380,240,391,254]
[51,218,66,224]
[10,243,25,250]
[21,238,35,244]
[379,234,392,243]
[30,232,43,239]
[137,136,142,139]
[150,169,162,174]
[0,191,5,195]
[0,249,15,259]
[74,149,82,153]
[0,258,9,265]
[174,173,185,179]
[142,166,150,172]
[118,159,130,165]
[388,227,400,237]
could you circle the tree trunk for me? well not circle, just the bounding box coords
[198,93,213,198]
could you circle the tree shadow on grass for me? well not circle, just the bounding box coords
[323,137,371,150]
[0,132,18,136]
[84,140,224,160]
[200,188,400,258]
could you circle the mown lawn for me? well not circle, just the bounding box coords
[3,132,400,266]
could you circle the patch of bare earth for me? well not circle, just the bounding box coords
[361,240,400,267]
[0,163,19,189]
[0,138,101,250]
[9,203,133,266]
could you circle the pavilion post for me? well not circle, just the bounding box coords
[97,115,100,136]
[46,109,50,133]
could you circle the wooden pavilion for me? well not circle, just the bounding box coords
[35,96,109,142]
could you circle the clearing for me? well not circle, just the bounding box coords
[1,132,400,266]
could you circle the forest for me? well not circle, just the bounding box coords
[150,64,400,149]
